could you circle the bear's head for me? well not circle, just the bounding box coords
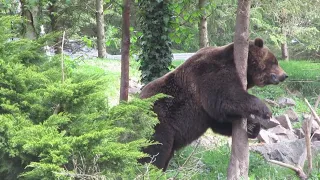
[247,38,288,88]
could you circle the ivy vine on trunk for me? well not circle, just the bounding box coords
[138,0,173,84]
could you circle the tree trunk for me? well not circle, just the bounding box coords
[20,0,38,39]
[198,0,209,48]
[119,0,130,102]
[281,33,289,61]
[281,42,289,61]
[227,0,251,179]
[48,0,62,54]
[96,0,106,58]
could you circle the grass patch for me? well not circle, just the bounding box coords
[281,61,320,96]
[75,58,141,106]
[166,145,298,180]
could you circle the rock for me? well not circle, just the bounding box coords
[258,129,279,143]
[294,128,305,139]
[259,116,280,129]
[269,125,297,141]
[275,114,293,130]
[285,108,299,122]
[277,97,296,107]
[312,130,320,141]
[250,139,320,166]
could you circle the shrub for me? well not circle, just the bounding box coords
[0,15,161,179]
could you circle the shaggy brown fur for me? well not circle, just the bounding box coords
[139,38,287,171]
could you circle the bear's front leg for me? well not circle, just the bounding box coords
[218,92,272,121]
[138,124,175,171]
[246,95,272,119]
[209,119,260,139]
[207,92,272,122]
[197,71,271,123]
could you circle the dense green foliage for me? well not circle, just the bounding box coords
[137,0,173,84]
[2,0,319,59]
[0,16,162,179]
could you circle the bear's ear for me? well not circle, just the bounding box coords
[254,38,264,48]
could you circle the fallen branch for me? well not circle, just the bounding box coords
[268,160,307,180]
[264,99,279,107]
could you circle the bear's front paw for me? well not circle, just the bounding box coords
[261,105,272,119]
[247,121,261,139]
[252,98,272,119]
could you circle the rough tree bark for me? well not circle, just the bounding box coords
[96,0,107,58]
[48,0,62,54]
[281,30,289,61]
[119,0,130,102]
[281,42,289,61]
[227,0,251,179]
[20,0,38,39]
[198,0,209,48]
[280,21,289,61]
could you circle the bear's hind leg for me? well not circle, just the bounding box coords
[163,149,174,171]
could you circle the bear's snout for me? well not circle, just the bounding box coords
[270,73,287,84]
[279,73,288,82]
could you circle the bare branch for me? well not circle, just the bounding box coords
[53,31,66,115]
[304,117,313,174]
[305,98,320,126]
[264,99,280,107]
[268,160,307,180]
[304,95,320,174]
[61,31,66,83]
[173,141,200,179]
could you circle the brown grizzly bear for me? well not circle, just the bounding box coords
[139,38,287,171]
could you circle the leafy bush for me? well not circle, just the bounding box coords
[0,15,161,179]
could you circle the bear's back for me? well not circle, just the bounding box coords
[140,43,235,100]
